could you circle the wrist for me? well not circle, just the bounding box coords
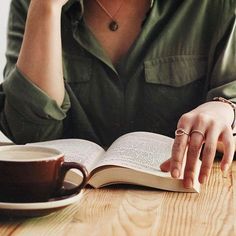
[29,1,63,16]
[213,97,236,130]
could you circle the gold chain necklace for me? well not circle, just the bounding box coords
[94,0,124,31]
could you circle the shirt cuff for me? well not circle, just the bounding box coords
[207,81,236,103]
[3,67,71,123]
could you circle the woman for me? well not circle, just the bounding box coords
[1,0,236,188]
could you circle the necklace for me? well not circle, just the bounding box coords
[95,0,124,31]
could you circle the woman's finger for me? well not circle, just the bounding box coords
[171,127,191,178]
[183,128,205,188]
[220,129,234,172]
[198,127,219,184]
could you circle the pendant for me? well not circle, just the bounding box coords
[109,21,119,31]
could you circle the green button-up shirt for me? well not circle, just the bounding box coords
[1,0,236,146]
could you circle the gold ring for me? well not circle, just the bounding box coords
[175,128,189,136]
[190,129,205,138]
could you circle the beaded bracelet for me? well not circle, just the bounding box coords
[213,97,236,130]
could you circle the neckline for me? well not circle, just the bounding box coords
[68,0,156,75]
[83,2,154,71]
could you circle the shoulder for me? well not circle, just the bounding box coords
[10,0,30,13]
[188,0,236,17]
[8,0,31,25]
[180,1,236,27]
[153,1,236,19]
[211,0,236,11]
[206,0,236,33]
[202,0,236,19]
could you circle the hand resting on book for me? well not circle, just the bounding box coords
[160,101,235,189]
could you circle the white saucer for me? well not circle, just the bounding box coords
[0,181,83,218]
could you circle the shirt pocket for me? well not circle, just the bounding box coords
[63,55,92,106]
[140,55,208,135]
[144,55,207,87]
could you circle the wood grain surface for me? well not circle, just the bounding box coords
[0,161,235,236]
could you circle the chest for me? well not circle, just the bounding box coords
[83,0,151,65]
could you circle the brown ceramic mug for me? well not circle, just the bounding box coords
[0,145,88,203]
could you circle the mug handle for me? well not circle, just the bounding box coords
[56,162,89,197]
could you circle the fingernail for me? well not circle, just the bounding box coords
[222,165,229,178]
[184,178,193,188]
[171,168,180,178]
[222,164,229,172]
[222,171,228,178]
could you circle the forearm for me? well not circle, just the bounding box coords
[17,1,64,105]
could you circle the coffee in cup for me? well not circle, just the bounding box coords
[0,145,88,203]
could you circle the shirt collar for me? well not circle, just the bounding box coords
[150,0,154,8]
[63,0,84,20]
[63,0,82,11]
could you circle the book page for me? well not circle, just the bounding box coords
[94,132,174,176]
[28,139,105,172]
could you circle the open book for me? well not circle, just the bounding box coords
[29,132,201,193]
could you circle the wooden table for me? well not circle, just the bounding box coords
[0,161,235,236]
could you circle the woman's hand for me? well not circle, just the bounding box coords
[160,101,235,188]
[31,0,69,9]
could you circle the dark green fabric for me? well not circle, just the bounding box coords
[1,0,236,146]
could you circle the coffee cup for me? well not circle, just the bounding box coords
[0,145,88,203]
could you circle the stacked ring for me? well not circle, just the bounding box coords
[175,128,205,138]
[190,130,205,138]
[175,128,189,136]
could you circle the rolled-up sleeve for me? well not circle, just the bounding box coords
[3,67,70,122]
